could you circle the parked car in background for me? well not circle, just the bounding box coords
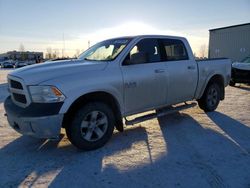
[230,56,250,86]
[1,60,14,68]
[26,60,36,65]
[15,61,28,68]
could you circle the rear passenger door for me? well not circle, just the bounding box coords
[160,39,198,104]
[121,38,168,115]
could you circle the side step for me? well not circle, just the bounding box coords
[125,102,197,126]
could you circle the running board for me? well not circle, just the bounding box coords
[125,102,197,126]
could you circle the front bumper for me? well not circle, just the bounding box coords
[4,96,64,139]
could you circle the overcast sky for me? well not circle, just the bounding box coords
[0,0,249,57]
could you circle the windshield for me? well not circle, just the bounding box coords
[242,57,250,64]
[78,38,132,61]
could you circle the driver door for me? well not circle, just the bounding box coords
[120,38,168,115]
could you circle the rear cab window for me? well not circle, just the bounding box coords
[160,39,189,61]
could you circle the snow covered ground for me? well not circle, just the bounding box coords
[0,69,249,188]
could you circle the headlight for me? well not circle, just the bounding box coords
[29,85,66,103]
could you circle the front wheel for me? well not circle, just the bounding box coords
[66,102,115,150]
[198,83,221,112]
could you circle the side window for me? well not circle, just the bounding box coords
[124,38,161,65]
[162,39,188,61]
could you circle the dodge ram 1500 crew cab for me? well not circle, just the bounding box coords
[4,35,231,150]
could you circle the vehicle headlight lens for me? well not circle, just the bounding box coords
[29,86,66,103]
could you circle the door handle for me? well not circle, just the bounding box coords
[187,65,195,70]
[154,69,165,73]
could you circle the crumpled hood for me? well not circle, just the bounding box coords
[232,62,250,71]
[9,59,108,85]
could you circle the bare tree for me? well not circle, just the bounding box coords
[19,43,26,60]
[46,47,53,59]
[52,49,59,59]
[199,44,208,58]
[193,52,197,59]
[74,49,80,58]
[19,43,25,52]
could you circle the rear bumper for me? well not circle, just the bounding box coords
[4,96,63,139]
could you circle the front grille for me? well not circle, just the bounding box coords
[10,80,23,89]
[13,93,27,103]
[8,77,29,107]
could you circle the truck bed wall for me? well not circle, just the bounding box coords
[195,58,231,99]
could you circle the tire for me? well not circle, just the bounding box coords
[66,102,115,150]
[198,82,221,112]
[229,80,235,86]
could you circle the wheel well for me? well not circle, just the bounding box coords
[207,74,225,100]
[62,92,123,131]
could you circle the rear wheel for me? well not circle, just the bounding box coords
[198,83,221,112]
[66,102,115,150]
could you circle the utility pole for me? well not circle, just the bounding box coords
[62,33,65,58]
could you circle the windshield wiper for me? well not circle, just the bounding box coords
[83,58,111,62]
[84,58,98,61]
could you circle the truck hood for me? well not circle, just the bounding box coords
[232,62,250,71]
[9,59,108,85]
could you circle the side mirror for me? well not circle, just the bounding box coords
[124,52,147,65]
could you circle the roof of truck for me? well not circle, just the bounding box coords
[107,34,186,40]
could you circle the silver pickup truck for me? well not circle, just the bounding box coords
[4,35,231,150]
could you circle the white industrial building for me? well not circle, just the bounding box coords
[209,23,250,61]
[0,51,43,61]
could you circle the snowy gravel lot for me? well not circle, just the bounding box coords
[0,69,250,188]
